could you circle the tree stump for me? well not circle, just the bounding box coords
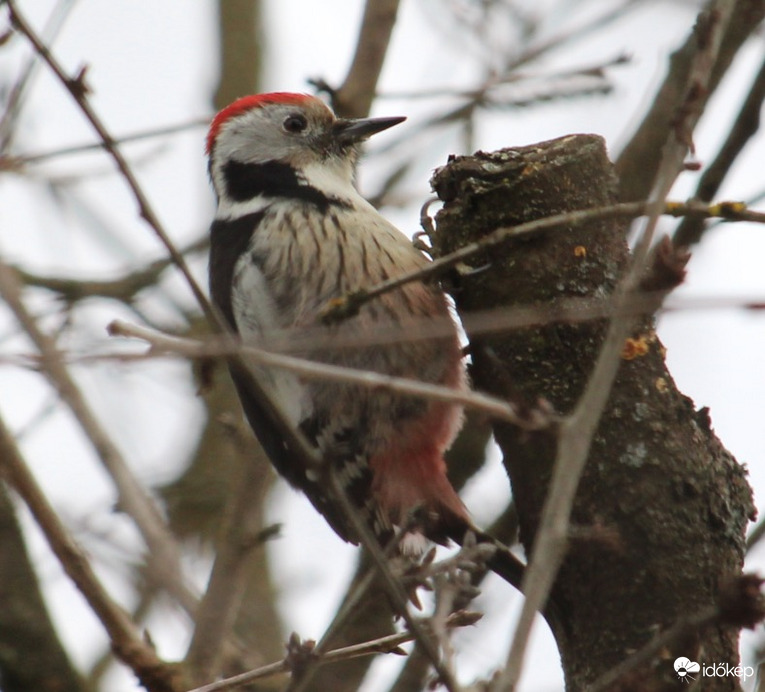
[431,135,754,690]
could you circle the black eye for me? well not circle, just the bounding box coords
[283,113,308,133]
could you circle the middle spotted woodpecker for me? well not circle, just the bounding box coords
[206,93,523,582]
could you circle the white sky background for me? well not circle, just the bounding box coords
[0,0,764,690]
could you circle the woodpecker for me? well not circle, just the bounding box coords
[205,93,520,577]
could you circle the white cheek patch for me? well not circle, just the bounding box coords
[301,159,361,200]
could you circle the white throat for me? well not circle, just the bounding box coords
[300,159,362,202]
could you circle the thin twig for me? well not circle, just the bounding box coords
[746,514,765,553]
[8,1,322,477]
[616,0,765,202]
[184,450,272,684]
[328,0,402,119]
[286,509,472,692]
[674,51,765,246]
[37,289,759,367]
[7,117,209,165]
[378,53,630,102]
[4,290,763,375]
[6,1,215,324]
[0,261,198,615]
[106,319,551,431]
[493,3,737,688]
[500,0,639,74]
[325,468,463,692]
[14,235,209,304]
[0,0,76,151]
[430,566,468,685]
[185,611,479,692]
[286,518,430,692]
[586,606,719,692]
[286,560,385,692]
[0,413,182,692]
[319,199,765,324]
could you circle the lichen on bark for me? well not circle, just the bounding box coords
[430,135,755,690]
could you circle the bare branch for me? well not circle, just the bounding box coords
[616,0,765,202]
[499,0,639,74]
[105,285,765,362]
[0,481,85,692]
[5,117,209,166]
[2,289,763,377]
[319,198,765,324]
[674,52,765,246]
[0,0,76,151]
[322,468,462,692]
[107,319,552,430]
[0,261,198,615]
[287,517,492,692]
[0,413,182,692]
[495,3,738,687]
[291,553,394,692]
[426,541,494,687]
[330,0,401,119]
[212,0,262,110]
[379,53,630,103]
[746,513,765,553]
[7,1,216,324]
[588,573,765,691]
[184,448,274,684]
[14,235,208,305]
[186,611,478,692]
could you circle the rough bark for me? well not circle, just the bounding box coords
[431,135,754,690]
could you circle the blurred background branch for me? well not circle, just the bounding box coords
[0,0,764,690]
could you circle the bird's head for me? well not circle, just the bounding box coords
[206,92,405,203]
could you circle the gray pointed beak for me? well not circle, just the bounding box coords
[334,115,406,144]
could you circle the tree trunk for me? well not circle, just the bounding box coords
[430,135,755,690]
